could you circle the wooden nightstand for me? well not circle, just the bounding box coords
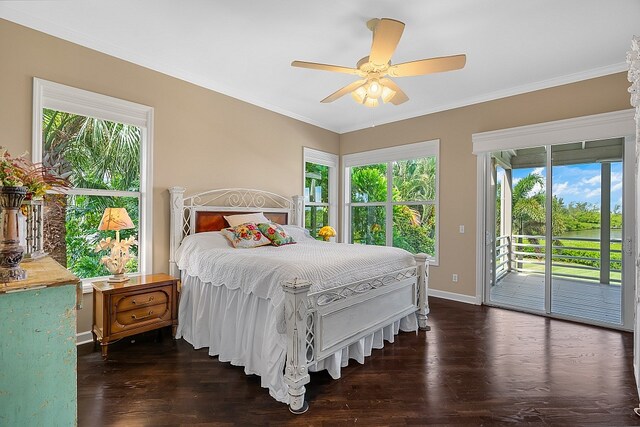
[92,273,178,359]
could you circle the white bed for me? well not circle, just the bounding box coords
[169,187,429,413]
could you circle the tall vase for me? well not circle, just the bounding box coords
[0,186,27,281]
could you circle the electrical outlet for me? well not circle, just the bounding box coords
[452,274,458,282]
[459,225,465,233]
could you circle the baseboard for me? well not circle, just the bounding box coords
[71,291,476,345]
[428,288,480,305]
[76,330,93,346]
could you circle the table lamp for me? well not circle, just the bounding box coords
[97,207,136,283]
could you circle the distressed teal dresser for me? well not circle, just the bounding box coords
[0,257,81,426]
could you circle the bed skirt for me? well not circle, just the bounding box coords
[176,274,418,404]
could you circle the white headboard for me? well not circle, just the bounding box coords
[168,187,304,277]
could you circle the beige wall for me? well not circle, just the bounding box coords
[340,73,632,298]
[0,19,339,337]
[0,18,633,336]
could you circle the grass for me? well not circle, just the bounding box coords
[504,237,622,284]
[516,262,622,284]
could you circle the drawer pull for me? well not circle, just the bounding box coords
[131,310,154,321]
[131,296,155,305]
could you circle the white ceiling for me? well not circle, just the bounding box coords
[1,1,638,133]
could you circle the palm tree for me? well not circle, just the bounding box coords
[41,109,140,277]
[511,172,545,268]
[512,172,566,237]
[512,173,545,236]
[393,157,436,216]
[350,165,387,245]
[511,171,568,270]
[391,158,437,254]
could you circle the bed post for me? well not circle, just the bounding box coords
[282,278,312,414]
[169,186,185,278]
[414,253,430,331]
[291,195,304,227]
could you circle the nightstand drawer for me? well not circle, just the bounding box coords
[114,287,170,312]
[113,303,170,332]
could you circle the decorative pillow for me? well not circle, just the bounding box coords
[257,222,296,247]
[224,212,269,227]
[220,223,272,248]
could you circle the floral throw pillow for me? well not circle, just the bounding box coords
[221,223,272,248]
[257,222,296,247]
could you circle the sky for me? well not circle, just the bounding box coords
[505,162,623,212]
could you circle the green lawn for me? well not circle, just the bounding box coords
[518,262,621,284]
[509,237,622,284]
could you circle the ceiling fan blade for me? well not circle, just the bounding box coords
[369,18,405,66]
[380,78,409,105]
[291,60,359,75]
[389,54,466,77]
[321,79,367,103]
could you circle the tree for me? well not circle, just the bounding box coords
[42,109,140,278]
[350,165,387,245]
[391,158,436,253]
[305,162,329,238]
[512,173,545,236]
[349,158,436,255]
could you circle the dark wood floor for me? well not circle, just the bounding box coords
[78,298,640,426]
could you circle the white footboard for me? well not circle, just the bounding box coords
[282,253,429,413]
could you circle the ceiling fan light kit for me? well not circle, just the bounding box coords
[351,86,367,104]
[291,17,466,108]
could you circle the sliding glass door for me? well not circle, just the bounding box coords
[485,138,631,328]
[488,148,547,313]
[549,140,624,324]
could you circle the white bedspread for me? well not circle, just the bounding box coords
[177,274,417,404]
[175,228,419,404]
[175,229,417,310]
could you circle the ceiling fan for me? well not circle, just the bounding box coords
[291,18,466,107]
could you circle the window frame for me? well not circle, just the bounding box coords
[303,147,338,238]
[343,139,440,265]
[32,78,154,292]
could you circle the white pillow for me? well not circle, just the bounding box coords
[224,212,269,227]
[175,232,232,266]
[280,225,313,241]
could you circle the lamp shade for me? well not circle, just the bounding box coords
[98,208,135,231]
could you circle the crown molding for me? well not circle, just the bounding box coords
[1,5,629,135]
[337,62,628,134]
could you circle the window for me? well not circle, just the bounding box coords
[303,148,338,239]
[33,79,153,286]
[343,140,439,263]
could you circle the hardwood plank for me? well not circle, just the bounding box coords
[77,298,639,425]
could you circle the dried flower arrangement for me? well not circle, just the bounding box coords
[0,147,70,198]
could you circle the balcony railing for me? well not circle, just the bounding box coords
[495,234,622,285]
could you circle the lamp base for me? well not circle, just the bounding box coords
[107,273,129,283]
